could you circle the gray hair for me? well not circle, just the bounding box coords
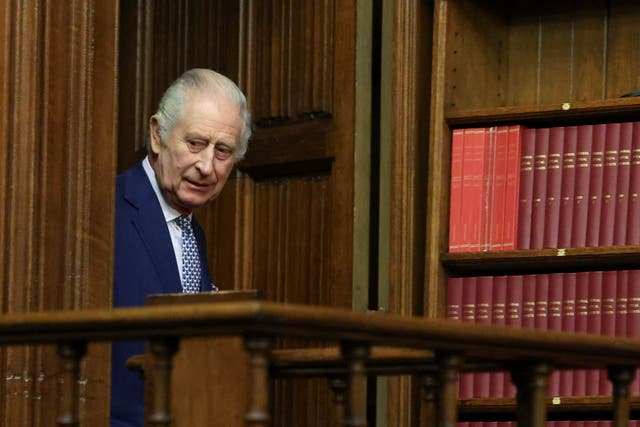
[151,68,251,160]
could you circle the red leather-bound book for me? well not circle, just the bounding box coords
[558,126,577,248]
[448,129,465,252]
[534,274,549,330]
[517,128,536,249]
[598,123,621,246]
[586,124,607,247]
[547,273,563,397]
[573,271,590,396]
[459,277,477,398]
[599,270,617,395]
[474,276,493,397]
[489,126,509,251]
[626,122,640,245]
[586,270,603,396]
[463,128,489,252]
[628,270,640,394]
[490,275,507,397]
[504,125,523,250]
[504,275,523,397]
[560,272,577,397]
[615,270,628,339]
[446,277,463,321]
[614,122,633,245]
[530,128,550,249]
[522,274,537,329]
[544,127,565,248]
[571,125,594,248]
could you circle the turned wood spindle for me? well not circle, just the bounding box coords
[147,338,179,427]
[608,365,636,427]
[511,361,552,427]
[340,342,371,427]
[244,336,273,427]
[329,376,348,424]
[56,340,88,427]
[419,372,439,427]
[436,352,464,427]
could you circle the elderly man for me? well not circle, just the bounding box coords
[111,69,251,427]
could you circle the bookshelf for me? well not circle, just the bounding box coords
[426,0,640,422]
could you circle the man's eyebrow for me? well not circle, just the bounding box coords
[184,132,210,142]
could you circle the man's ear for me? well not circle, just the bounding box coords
[149,116,163,155]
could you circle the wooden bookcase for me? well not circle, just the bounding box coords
[425,0,640,418]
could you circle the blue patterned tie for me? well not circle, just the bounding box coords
[175,216,201,293]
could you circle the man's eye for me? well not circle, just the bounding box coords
[185,139,207,152]
[215,145,233,159]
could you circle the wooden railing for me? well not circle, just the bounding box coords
[3,300,640,426]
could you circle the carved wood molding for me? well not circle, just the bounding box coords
[0,0,117,424]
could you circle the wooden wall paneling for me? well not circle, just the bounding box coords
[386,0,432,426]
[505,3,540,106]
[3,1,40,421]
[606,0,640,98]
[572,0,607,101]
[117,0,153,172]
[537,2,578,104]
[0,0,117,425]
[444,0,507,110]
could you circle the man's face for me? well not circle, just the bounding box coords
[149,94,242,215]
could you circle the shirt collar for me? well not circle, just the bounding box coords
[142,156,191,223]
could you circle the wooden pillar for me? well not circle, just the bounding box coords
[419,372,438,427]
[329,376,348,423]
[340,343,371,427]
[56,341,87,427]
[511,362,552,427]
[244,336,273,427]
[436,353,463,427]
[608,365,635,427]
[147,338,179,427]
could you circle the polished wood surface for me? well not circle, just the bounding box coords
[442,245,640,277]
[145,291,261,427]
[3,301,640,425]
[387,0,433,423]
[0,1,117,425]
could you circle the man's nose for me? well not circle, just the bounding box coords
[195,145,216,175]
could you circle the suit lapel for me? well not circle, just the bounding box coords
[125,164,182,295]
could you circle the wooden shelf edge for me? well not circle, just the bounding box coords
[442,246,640,277]
[445,98,640,127]
[459,396,640,421]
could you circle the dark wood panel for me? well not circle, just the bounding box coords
[607,0,640,97]
[0,0,117,425]
[572,0,607,101]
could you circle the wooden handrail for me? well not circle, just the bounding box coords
[3,301,640,426]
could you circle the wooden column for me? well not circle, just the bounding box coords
[244,336,273,427]
[340,343,371,427]
[436,353,463,427]
[608,365,636,427]
[147,339,179,427]
[511,362,552,427]
[56,341,87,427]
[419,372,438,427]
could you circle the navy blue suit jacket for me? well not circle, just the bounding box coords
[111,162,212,427]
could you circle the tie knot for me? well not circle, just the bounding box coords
[175,216,192,232]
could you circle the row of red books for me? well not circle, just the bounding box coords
[447,270,640,399]
[449,121,640,252]
[449,125,522,252]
